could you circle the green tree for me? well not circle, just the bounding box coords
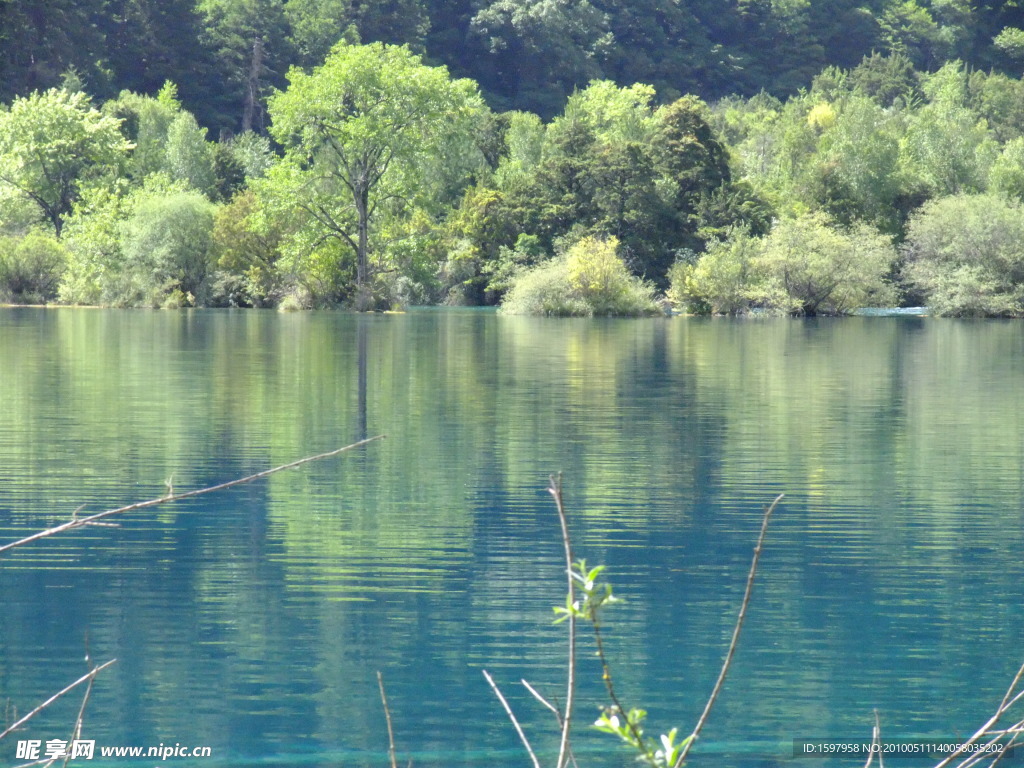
[103,84,181,181]
[163,112,218,196]
[903,193,1024,316]
[752,213,897,315]
[197,0,291,131]
[267,41,484,307]
[879,0,949,68]
[120,186,217,305]
[467,0,609,116]
[654,95,731,226]
[675,214,897,316]
[0,89,131,237]
[284,0,357,66]
[899,64,998,196]
[815,93,904,232]
[94,0,225,130]
[988,137,1024,200]
[848,51,920,107]
[0,0,108,102]
[352,0,429,49]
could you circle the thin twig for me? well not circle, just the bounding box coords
[0,436,386,554]
[675,493,783,766]
[521,681,578,768]
[998,663,1024,713]
[864,710,883,768]
[522,679,560,719]
[985,721,1024,768]
[61,664,97,768]
[592,618,646,750]
[0,659,117,742]
[483,670,541,768]
[549,473,576,768]
[933,661,1024,768]
[377,671,399,768]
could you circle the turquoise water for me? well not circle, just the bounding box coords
[1,308,1023,767]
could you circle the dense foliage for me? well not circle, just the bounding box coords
[4,3,1024,313]
[500,235,659,316]
[7,0,1024,128]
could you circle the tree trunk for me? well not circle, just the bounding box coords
[242,35,264,134]
[354,180,371,310]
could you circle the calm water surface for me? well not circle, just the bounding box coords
[1,309,1023,767]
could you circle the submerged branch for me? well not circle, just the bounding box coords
[377,671,399,768]
[0,659,117,743]
[0,436,386,555]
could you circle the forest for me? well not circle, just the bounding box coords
[4,0,1024,314]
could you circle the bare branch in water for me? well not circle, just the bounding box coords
[0,660,117,743]
[0,436,386,555]
[483,670,541,768]
[378,671,400,768]
[676,493,783,766]
[864,710,884,768]
[548,473,576,768]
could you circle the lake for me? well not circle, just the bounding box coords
[1,308,1023,767]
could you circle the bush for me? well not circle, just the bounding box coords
[500,236,660,317]
[754,213,897,315]
[60,176,215,307]
[499,257,592,316]
[211,190,285,307]
[0,230,67,303]
[903,194,1024,316]
[120,188,216,306]
[668,230,762,315]
[671,213,897,316]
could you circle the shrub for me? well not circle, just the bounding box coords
[0,230,67,303]
[753,213,897,315]
[120,188,216,306]
[499,257,591,316]
[60,184,135,307]
[500,236,660,317]
[903,194,1024,316]
[60,176,215,307]
[672,214,897,316]
[211,190,285,307]
[668,230,763,315]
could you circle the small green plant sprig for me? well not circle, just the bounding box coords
[556,559,691,767]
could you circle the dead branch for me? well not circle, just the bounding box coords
[377,671,400,768]
[0,660,117,743]
[864,709,884,768]
[520,681,578,768]
[483,670,541,768]
[933,660,1024,768]
[0,436,386,555]
[676,493,783,766]
[548,473,576,768]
